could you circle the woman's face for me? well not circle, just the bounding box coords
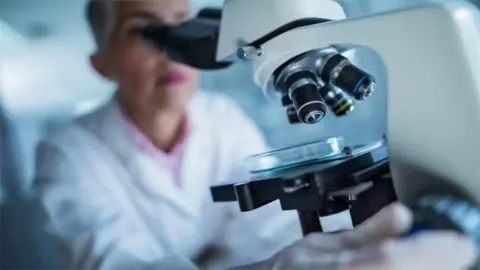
[94,0,199,113]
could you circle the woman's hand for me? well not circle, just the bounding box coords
[234,203,477,270]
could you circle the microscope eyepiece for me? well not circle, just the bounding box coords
[140,16,232,70]
[320,54,376,100]
[319,85,355,116]
[285,70,327,124]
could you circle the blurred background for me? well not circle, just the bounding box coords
[0,0,478,268]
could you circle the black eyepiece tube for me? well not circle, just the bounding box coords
[141,17,232,70]
[198,8,222,20]
[141,25,170,51]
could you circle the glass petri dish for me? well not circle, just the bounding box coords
[246,137,345,174]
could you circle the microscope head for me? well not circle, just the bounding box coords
[215,0,346,61]
[140,0,375,124]
[216,0,377,124]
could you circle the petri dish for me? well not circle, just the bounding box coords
[246,137,345,174]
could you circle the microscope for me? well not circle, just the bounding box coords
[142,0,480,260]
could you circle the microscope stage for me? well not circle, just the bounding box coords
[250,140,387,181]
[211,140,389,205]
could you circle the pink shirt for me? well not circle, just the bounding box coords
[119,110,191,185]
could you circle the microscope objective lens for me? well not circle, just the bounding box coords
[286,70,327,124]
[319,86,355,116]
[286,106,301,124]
[320,54,376,100]
[305,111,324,124]
[360,80,376,99]
[290,85,327,124]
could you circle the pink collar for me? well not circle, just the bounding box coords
[118,107,191,183]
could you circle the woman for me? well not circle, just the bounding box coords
[33,0,476,269]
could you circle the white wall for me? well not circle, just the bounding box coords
[0,0,114,118]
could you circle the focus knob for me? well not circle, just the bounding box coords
[408,195,480,264]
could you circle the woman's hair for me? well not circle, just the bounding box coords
[86,0,109,50]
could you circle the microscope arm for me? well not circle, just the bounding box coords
[246,2,480,206]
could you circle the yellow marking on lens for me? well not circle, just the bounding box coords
[334,101,352,115]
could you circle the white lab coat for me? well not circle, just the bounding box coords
[33,92,303,269]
